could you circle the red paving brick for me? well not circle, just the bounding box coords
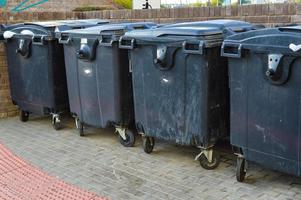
[0,143,108,200]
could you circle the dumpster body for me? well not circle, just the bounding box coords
[58,22,155,146]
[120,20,256,169]
[222,26,301,181]
[0,20,108,130]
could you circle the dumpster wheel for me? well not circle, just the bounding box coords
[19,110,29,122]
[78,122,84,137]
[52,114,62,131]
[198,150,220,170]
[236,156,246,182]
[118,129,135,147]
[142,136,155,154]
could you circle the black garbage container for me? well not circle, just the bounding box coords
[58,22,156,147]
[120,20,257,169]
[0,19,109,130]
[222,26,301,181]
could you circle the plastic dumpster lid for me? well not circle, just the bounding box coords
[221,25,301,58]
[124,20,256,39]
[224,25,301,42]
[24,19,109,28]
[1,19,109,40]
[61,22,156,36]
[162,19,255,32]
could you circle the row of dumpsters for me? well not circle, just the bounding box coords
[1,19,300,182]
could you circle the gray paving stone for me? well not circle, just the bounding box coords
[0,116,300,200]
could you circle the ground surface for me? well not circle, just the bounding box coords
[0,116,300,200]
[0,142,105,200]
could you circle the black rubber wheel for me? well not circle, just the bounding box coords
[236,157,246,182]
[52,118,62,131]
[199,150,220,170]
[142,136,155,154]
[119,129,135,147]
[19,110,29,122]
[78,122,84,137]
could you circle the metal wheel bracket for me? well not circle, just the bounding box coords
[51,113,61,124]
[115,127,127,140]
[236,154,247,172]
[235,153,244,158]
[267,54,283,76]
[142,134,154,143]
[75,118,80,129]
[195,148,213,163]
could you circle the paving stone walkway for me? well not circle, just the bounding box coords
[0,116,300,200]
[0,142,105,200]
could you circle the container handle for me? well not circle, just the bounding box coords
[76,40,98,61]
[278,27,301,33]
[264,55,296,85]
[16,38,31,58]
[3,31,16,39]
[221,43,242,58]
[99,35,114,47]
[119,37,135,49]
[182,41,204,55]
[32,35,46,45]
[59,34,71,45]
[132,24,150,30]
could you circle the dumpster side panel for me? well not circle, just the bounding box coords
[184,53,206,145]
[6,39,52,115]
[96,44,134,127]
[63,44,82,118]
[48,41,69,112]
[207,48,229,144]
[229,57,249,148]
[118,48,135,127]
[230,53,301,176]
[184,48,229,146]
[95,45,118,127]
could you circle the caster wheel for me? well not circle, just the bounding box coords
[119,129,135,147]
[19,110,29,122]
[52,117,62,131]
[78,122,84,137]
[142,136,155,154]
[236,157,246,182]
[199,151,220,170]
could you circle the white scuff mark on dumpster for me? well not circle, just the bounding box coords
[255,124,265,133]
[289,43,301,52]
[160,76,172,84]
[263,133,266,143]
[234,86,243,92]
[162,78,169,83]
[255,124,266,142]
[84,69,92,75]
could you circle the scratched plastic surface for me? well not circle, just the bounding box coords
[0,143,107,200]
